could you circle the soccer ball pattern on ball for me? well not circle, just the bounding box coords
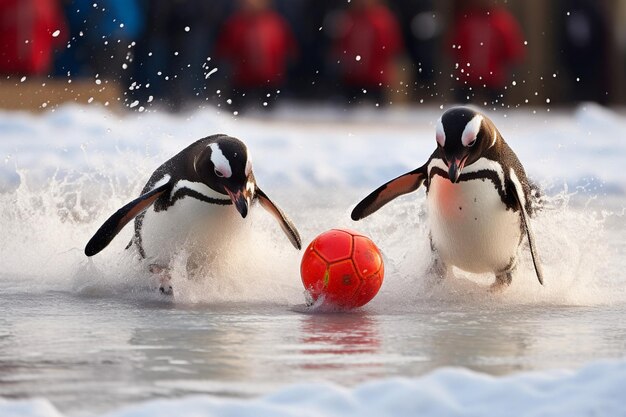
[300,229,384,309]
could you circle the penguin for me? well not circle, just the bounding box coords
[351,107,544,290]
[85,134,301,292]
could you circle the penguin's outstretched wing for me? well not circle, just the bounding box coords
[255,187,302,250]
[85,182,171,256]
[351,166,427,221]
[508,179,544,285]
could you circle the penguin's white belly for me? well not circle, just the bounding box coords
[138,197,240,266]
[428,175,521,273]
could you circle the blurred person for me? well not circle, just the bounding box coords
[54,0,143,84]
[130,0,230,111]
[393,0,440,96]
[273,0,336,100]
[0,0,66,75]
[448,0,525,105]
[215,0,297,112]
[332,0,403,105]
[557,0,609,104]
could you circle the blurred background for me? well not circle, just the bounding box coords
[0,0,624,113]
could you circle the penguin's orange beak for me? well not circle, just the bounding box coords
[447,156,468,183]
[225,187,250,218]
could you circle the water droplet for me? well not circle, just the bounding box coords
[205,68,218,79]
[184,26,190,32]
[355,55,361,61]
[52,30,61,38]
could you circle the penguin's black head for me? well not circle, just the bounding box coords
[195,135,255,218]
[436,107,495,183]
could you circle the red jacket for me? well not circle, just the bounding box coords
[0,0,66,75]
[450,7,525,89]
[335,5,403,87]
[216,10,297,88]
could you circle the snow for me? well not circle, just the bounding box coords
[1,360,625,417]
[2,102,626,195]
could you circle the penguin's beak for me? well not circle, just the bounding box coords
[447,156,468,184]
[225,187,250,218]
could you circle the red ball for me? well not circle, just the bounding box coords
[300,229,384,309]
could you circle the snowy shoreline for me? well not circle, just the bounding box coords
[1,102,626,195]
[2,359,625,417]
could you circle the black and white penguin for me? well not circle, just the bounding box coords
[351,107,544,290]
[85,134,301,291]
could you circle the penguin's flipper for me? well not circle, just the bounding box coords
[351,167,426,221]
[509,180,544,285]
[255,187,302,250]
[84,182,171,257]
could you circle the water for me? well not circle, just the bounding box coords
[0,104,625,416]
[2,285,626,415]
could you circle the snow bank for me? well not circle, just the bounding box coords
[2,359,624,417]
[1,103,626,194]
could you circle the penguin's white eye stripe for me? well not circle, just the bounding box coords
[461,115,483,147]
[209,143,232,178]
[435,117,445,147]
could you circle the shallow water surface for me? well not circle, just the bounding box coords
[1,275,626,416]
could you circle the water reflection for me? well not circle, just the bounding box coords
[296,312,384,381]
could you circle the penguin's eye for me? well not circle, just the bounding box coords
[467,139,477,147]
[214,168,224,178]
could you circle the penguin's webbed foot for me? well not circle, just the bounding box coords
[491,258,517,293]
[149,264,173,296]
[491,270,513,293]
[425,256,451,286]
[159,284,173,296]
